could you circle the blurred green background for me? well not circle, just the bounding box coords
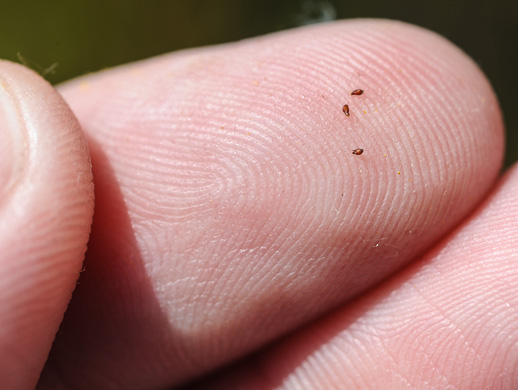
[1,0,516,167]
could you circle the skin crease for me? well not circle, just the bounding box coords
[4,18,503,389]
[0,61,94,390]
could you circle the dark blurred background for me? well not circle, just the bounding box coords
[1,0,516,167]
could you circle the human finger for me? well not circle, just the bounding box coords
[0,61,94,390]
[40,19,503,389]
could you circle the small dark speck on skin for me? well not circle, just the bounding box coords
[351,89,364,95]
[342,104,350,116]
[352,148,364,155]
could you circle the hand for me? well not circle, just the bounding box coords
[1,19,515,390]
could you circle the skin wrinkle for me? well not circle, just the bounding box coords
[405,282,482,383]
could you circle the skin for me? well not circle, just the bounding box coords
[0,61,94,389]
[0,19,515,390]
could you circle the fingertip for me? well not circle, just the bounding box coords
[0,60,94,389]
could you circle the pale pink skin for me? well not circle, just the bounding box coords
[0,19,515,389]
[0,61,94,389]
